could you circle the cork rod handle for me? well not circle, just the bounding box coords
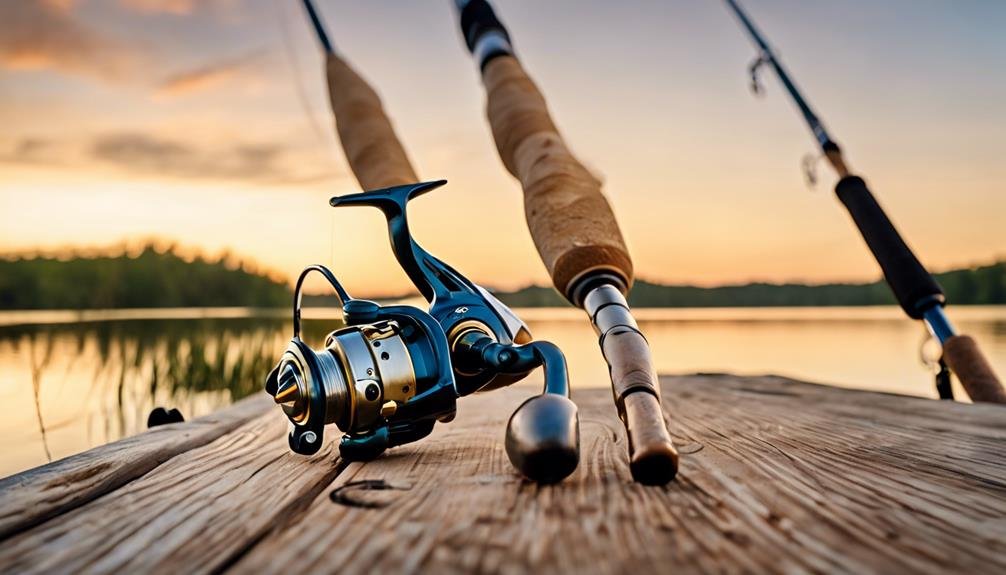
[587,285,679,483]
[943,335,1006,404]
[460,0,678,482]
[325,54,418,190]
[481,56,634,298]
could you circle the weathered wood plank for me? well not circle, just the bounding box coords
[0,406,341,574]
[661,375,1006,574]
[229,375,1006,574]
[1,375,1004,575]
[0,393,271,539]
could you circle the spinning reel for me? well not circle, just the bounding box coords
[265,180,580,483]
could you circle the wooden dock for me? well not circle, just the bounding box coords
[0,374,1003,574]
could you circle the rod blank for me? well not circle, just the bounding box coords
[834,176,944,319]
[301,0,333,54]
[723,0,1005,403]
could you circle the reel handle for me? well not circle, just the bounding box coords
[506,394,579,484]
[456,333,580,483]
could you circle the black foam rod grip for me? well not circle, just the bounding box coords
[835,176,944,319]
[459,0,510,52]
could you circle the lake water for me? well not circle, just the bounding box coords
[2,305,1004,478]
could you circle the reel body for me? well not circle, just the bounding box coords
[266,180,580,482]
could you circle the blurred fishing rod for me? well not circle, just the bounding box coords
[452,0,679,483]
[293,0,584,483]
[723,0,1004,403]
[300,0,417,190]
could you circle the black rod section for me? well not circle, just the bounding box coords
[724,0,833,150]
[716,1,1006,404]
[722,0,946,320]
[834,176,944,319]
[456,0,514,69]
[301,0,334,54]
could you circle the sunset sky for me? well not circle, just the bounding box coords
[1,0,1003,296]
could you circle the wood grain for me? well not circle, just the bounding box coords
[0,406,341,574]
[234,375,1006,574]
[2,375,1004,574]
[0,393,270,540]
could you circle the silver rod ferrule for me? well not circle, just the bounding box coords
[472,29,513,68]
[923,306,957,345]
[583,284,644,341]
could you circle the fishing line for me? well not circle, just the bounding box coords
[330,209,337,272]
[273,0,330,148]
[272,1,341,276]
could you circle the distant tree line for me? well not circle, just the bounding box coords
[0,245,1002,310]
[0,246,289,309]
[494,261,1006,308]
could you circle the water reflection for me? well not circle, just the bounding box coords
[0,314,339,477]
[1,306,1004,478]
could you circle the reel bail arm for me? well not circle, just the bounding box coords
[330,180,455,303]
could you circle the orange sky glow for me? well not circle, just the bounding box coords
[1,0,1003,297]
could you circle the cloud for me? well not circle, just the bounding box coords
[155,52,262,98]
[1,1,257,91]
[0,138,60,165]
[14,138,53,158]
[88,132,337,185]
[116,0,239,16]
[2,132,339,186]
[0,1,131,80]
[42,0,78,11]
[118,0,196,15]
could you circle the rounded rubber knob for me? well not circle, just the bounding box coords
[505,394,579,483]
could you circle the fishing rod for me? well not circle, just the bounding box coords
[453,0,679,483]
[261,0,584,484]
[723,0,1005,404]
[299,0,415,190]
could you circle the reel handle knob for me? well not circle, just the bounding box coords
[454,333,580,482]
[505,394,579,483]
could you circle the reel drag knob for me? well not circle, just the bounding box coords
[265,340,348,456]
[274,363,308,422]
[505,394,579,483]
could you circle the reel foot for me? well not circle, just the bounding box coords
[505,394,579,483]
[338,429,389,461]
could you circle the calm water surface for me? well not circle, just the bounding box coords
[2,306,1004,478]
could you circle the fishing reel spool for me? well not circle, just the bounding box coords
[265,180,580,483]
